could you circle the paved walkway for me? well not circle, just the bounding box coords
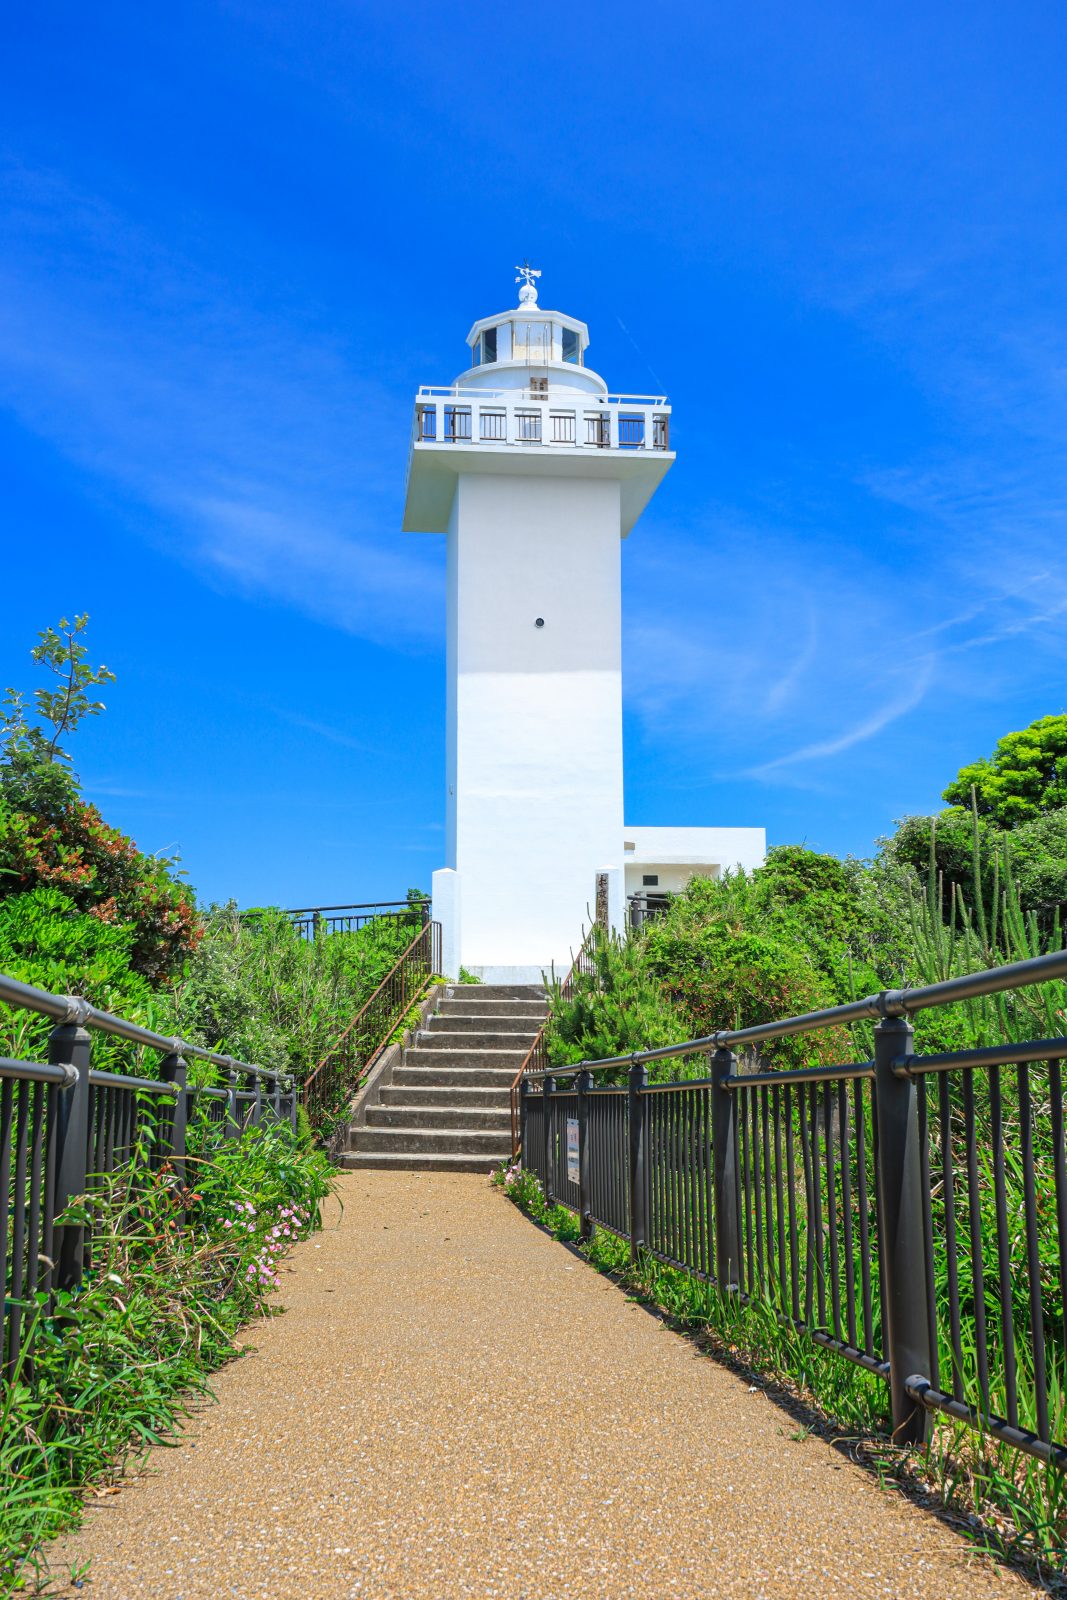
[49,1173,1025,1599]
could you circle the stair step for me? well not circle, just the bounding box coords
[402,1047,526,1070]
[341,1151,509,1174]
[393,1065,519,1088]
[416,1031,537,1052]
[351,1126,513,1156]
[365,1105,511,1131]
[436,998,547,1019]
[335,980,541,1172]
[442,984,545,1001]
[380,1084,509,1108]
[424,1014,543,1036]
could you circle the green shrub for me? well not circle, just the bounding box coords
[158,905,422,1081]
[0,888,159,1074]
[546,926,690,1079]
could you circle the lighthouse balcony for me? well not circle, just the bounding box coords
[412,386,671,454]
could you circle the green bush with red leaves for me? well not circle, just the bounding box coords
[0,798,199,983]
[0,615,199,985]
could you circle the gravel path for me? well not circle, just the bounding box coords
[47,1172,1026,1599]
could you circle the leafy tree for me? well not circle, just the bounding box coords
[2,615,113,814]
[886,802,1067,935]
[942,714,1067,826]
[1008,806,1067,920]
[0,616,199,982]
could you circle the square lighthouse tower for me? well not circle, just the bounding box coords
[404,268,764,981]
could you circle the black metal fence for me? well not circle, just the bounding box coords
[519,949,1067,1469]
[508,930,599,1153]
[256,900,431,941]
[628,893,670,932]
[302,919,442,1145]
[0,972,293,1381]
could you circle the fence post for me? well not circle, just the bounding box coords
[49,1013,91,1296]
[711,1045,742,1290]
[250,1071,264,1128]
[543,1075,555,1203]
[224,1067,241,1139]
[270,1073,283,1123]
[628,1059,647,1261]
[873,1014,933,1444]
[159,1050,189,1188]
[577,1068,593,1240]
[519,1075,530,1164]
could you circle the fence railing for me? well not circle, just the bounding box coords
[0,972,294,1381]
[508,929,599,1155]
[627,892,671,931]
[519,948,1067,1468]
[301,919,442,1146]
[413,388,672,456]
[243,900,430,941]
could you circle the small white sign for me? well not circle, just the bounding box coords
[566,1117,580,1186]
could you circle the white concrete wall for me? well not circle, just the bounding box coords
[448,473,624,975]
[622,825,767,900]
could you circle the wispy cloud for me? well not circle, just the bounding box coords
[0,159,442,646]
[747,657,936,778]
[762,604,819,716]
[269,706,371,751]
[622,503,1067,796]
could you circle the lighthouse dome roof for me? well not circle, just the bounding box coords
[457,268,607,397]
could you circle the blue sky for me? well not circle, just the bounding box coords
[2,2,1065,908]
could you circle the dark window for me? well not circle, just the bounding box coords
[482,327,497,364]
[561,326,580,364]
[642,874,659,887]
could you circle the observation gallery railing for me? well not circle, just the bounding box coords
[0,971,294,1381]
[519,949,1067,1467]
[413,386,671,455]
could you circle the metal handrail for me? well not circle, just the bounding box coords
[0,978,300,1387]
[0,972,290,1087]
[416,384,670,406]
[0,1055,75,1087]
[261,899,429,917]
[87,1068,179,1093]
[302,922,437,1095]
[517,941,1067,1471]
[301,920,442,1140]
[529,947,1067,1078]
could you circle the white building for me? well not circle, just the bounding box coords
[404,269,764,982]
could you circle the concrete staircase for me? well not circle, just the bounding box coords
[342,984,547,1173]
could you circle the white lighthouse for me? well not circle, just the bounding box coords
[405,269,764,981]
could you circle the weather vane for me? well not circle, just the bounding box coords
[515,260,541,305]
